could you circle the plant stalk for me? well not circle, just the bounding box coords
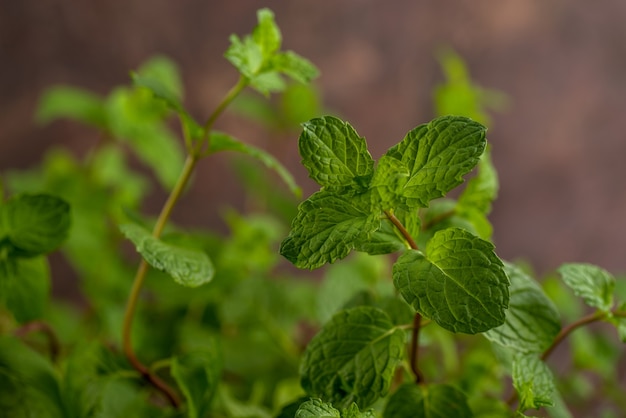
[121,76,248,408]
[384,210,418,250]
[506,309,625,407]
[384,209,425,383]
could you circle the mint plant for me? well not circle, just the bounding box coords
[1,8,625,418]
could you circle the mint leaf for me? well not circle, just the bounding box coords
[131,56,205,141]
[342,403,376,418]
[355,208,420,256]
[512,353,555,412]
[614,302,626,343]
[558,263,615,312]
[171,346,221,418]
[484,263,561,353]
[271,51,319,84]
[299,116,374,192]
[393,227,509,334]
[295,399,340,418]
[252,8,282,58]
[457,149,498,215]
[0,257,50,322]
[35,86,106,128]
[0,336,65,418]
[280,190,378,269]
[208,131,301,197]
[120,223,214,287]
[300,307,405,409]
[383,383,472,418]
[369,155,410,210]
[3,193,70,256]
[105,87,186,190]
[353,218,406,255]
[456,148,498,239]
[384,115,486,208]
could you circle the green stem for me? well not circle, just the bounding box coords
[384,210,418,250]
[540,310,606,362]
[506,309,625,407]
[121,76,248,408]
[383,210,425,383]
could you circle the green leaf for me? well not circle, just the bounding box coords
[105,87,186,190]
[384,115,486,208]
[0,336,65,418]
[484,263,561,353]
[383,383,473,418]
[299,306,405,409]
[613,302,626,343]
[295,399,341,418]
[253,8,282,58]
[456,148,498,239]
[271,51,320,84]
[316,253,387,323]
[171,345,221,418]
[120,223,214,287]
[208,131,301,197]
[299,116,374,191]
[36,86,107,128]
[457,149,498,215]
[131,58,204,141]
[369,155,410,210]
[0,256,50,322]
[3,193,70,256]
[512,353,555,412]
[393,227,509,334]
[342,403,376,418]
[280,190,379,269]
[558,263,615,312]
[353,218,407,255]
[135,55,184,103]
[356,208,420,256]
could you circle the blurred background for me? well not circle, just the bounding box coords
[2,0,626,276]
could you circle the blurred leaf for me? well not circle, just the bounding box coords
[120,223,214,287]
[295,399,340,418]
[512,353,555,412]
[105,87,185,190]
[484,263,561,353]
[208,131,301,197]
[0,256,50,323]
[172,344,221,418]
[36,86,107,128]
[0,336,65,418]
[558,263,615,312]
[2,193,70,256]
[383,383,472,418]
[434,48,508,126]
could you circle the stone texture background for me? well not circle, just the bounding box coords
[2,0,626,276]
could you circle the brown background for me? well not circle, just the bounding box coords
[2,0,626,276]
